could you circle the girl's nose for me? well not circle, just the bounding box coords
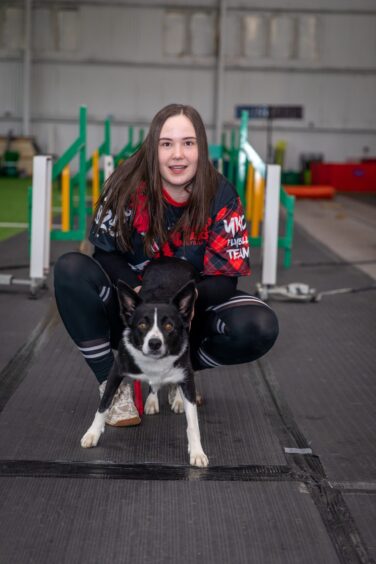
[172,143,183,158]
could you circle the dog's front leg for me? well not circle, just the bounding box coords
[81,361,123,448]
[168,384,184,413]
[81,410,107,448]
[144,385,160,415]
[179,379,208,468]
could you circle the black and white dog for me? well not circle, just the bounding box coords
[81,257,209,467]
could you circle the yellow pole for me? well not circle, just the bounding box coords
[92,149,100,209]
[251,172,265,238]
[61,165,70,232]
[245,164,254,222]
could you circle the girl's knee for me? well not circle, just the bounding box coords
[54,252,92,289]
[250,307,279,346]
[223,305,279,359]
[55,251,84,274]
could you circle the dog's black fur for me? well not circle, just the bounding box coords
[81,257,209,467]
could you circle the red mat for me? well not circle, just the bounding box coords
[283,185,336,199]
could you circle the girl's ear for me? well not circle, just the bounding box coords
[171,281,197,322]
[117,280,143,324]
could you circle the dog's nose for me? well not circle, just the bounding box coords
[149,338,162,351]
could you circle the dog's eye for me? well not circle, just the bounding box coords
[137,322,148,331]
[164,322,174,332]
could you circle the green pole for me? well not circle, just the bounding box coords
[78,105,87,239]
[229,128,237,184]
[281,190,295,268]
[236,111,248,207]
[104,117,111,155]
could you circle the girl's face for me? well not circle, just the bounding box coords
[158,114,199,201]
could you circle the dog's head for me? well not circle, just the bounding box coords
[117,280,197,358]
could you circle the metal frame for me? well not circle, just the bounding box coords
[236,110,295,269]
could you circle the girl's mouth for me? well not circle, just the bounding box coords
[169,165,188,174]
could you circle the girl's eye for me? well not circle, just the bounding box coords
[161,142,171,148]
[138,322,148,331]
[164,322,174,332]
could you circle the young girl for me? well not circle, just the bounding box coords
[54,104,278,426]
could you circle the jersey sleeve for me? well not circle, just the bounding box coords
[203,196,251,277]
[89,204,118,252]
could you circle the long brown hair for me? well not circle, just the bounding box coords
[94,104,220,256]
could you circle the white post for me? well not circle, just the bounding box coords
[261,164,281,286]
[104,155,114,181]
[43,159,52,274]
[30,156,52,286]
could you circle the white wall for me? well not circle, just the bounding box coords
[1,0,376,170]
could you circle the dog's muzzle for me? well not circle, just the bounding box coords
[145,337,164,357]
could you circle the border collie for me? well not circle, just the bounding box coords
[81,257,209,467]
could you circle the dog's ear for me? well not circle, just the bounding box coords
[117,280,142,324]
[171,280,197,322]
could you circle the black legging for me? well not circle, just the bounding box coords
[54,252,279,382]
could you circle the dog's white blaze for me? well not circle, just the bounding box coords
[142,308,166,356]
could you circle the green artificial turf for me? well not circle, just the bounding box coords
[0,178,31,241]
[0,176,96,242]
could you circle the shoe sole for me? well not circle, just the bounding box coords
[106,416,141,427]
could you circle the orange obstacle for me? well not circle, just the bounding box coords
[283,185,336,199]
[61,165,70,231]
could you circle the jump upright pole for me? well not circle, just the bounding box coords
[0,156,53,296]
[261,164,281,287]
[29,156,53,295]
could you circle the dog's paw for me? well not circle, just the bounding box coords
[190,450,209,468]
[171,392,184,414]
[168,385,184,414]
[81,430,101,448]
[144,393,159,415]
[171,397,184,414]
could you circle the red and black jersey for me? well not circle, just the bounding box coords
[89,175,250,279]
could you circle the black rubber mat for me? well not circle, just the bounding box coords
[1,221,375,564]
[261,293,375,484]
[0,314,285,467]
[239,224,376,484]
[237,224,376,561]
[0,477,340,564]
[0,232,79,373]
[343,493,376,561]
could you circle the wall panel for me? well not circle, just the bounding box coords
[0,1,375,170]
[321,15,376,68]
[0,61,23,121]
[31,62,214,125]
